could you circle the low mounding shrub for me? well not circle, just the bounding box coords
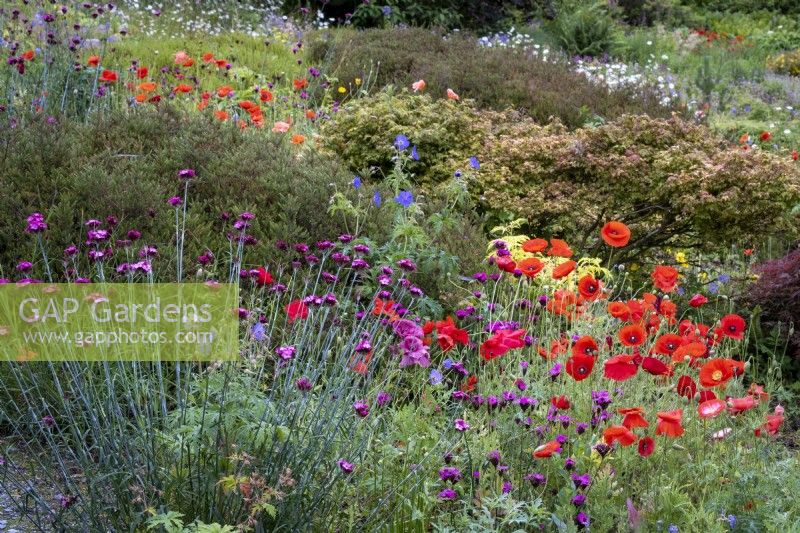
[321,89,491,188]
[308,28,676,128]
[0,108,356,274]
[747,246,800,369]
[767,49,800,76]
[476,114,800,260]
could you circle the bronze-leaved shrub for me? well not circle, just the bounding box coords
[476,114,800,260]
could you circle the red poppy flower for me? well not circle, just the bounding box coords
[566,353,595,381]
[600,221,631,248]
[755,407,784,437]
[608,301,631,321]
[518,257,544,278]
[792,150,799,161]
[551,395,571,410]
[604,425,637,446]
[522,238,548,253]
[552,260,577,280]
[260,89,273,102]
[436,317,469,352]
[618,407,648,429]
[480,329,527,361]
[99,69,118,83]
[87,55,101,67]
[698,398,726,419]
[372,298,398,319]
[719,314,746,340]
[698,389,717,403]
[293,78,309,90]
[651,265,679,293]
[548,238,573,258]
[578,275,601,300]
[641,356,671,376]
[604,354,639,381]
[619,324,646,347]
[174,83,193,93]
[21,50,35,61]
[747,383,769,402]
[285,299,308,323]
[760,131,771,141]
[533,440,561,458]
[675,375,697,399]
[461,374,478,392]
[637,436,655,457]
[688,294,708,307]
[728,395,757,414]
[202,52,215,62]
[572,336,598,357]
[254,267,273,286]
[654,334,682,356]
[136,67,148,79]
[656,409,684,437]
[699,358,734,388]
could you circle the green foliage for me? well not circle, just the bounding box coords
[550,2,618,57]
[0,108,355,276]
[307,27,677,129]
[475,114,800,260]
[321,89,488,188]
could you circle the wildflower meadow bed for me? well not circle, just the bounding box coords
[1,1,800,532]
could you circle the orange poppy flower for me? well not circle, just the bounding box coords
[259,89,273,102]
[305,109,317,120]
[293,78,309,90]
[619,324,646,347]
[548,238,573,258]
[618,407,649,429]
[174,84,193,93]
[601,221,631,247]
[291,134,306,144]
[533,440,562,458]
[202,52,215,62]
[651,265,679,293]
[134,93,147,103]
[21,50,35,60]
[214,110,229,121]
[99,70,118,83]
[552,260,577,279]
[671,342,706,365]
[699,358,734,388]
[522,238,548,253]
[217,85,233,97]
[182,58,194,67]
[604,425,637,446]
[87,55,101,67]
[656,409,684,437]
[138,82,157,92]
[608,301,631,321]
[518,257,544,278]
[239,100,256,111]
[577,275,601,300]
[698,398,726,419]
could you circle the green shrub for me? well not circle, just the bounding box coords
[320,89,492,188]
[308,27,677,128]
[767,49,800,76]
[0,109,355,275]
[475,114,800,260]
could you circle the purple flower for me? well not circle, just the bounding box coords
[394,134,410,150]
[487,450,501,466]
[438,467,462,482]
[337,459,354,474]
[411,145,419,160]
[571,493,587,506]
[275,345,296,360]
[25,212,48,233]
[16,261,33,272]
[376,391,391,406]
[168,196,182,206]
[502,480,512,494]
[178,168,196,179]
[575,512,590,529]
[296,377,313,391]
[524,472,546,486]
[393,319,422,338]
[394,191,414,208]
[353,400,369,417]
[454,418,470,432]
[438,488,457,500]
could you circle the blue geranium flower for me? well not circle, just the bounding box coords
[469,156,480,169]
[352,176,362,189]
[373,190,381,206]
[394,134,410,150]
[411,145,419,161]
[251,322,267,342]
[395,190,414,208]
[429,369,444,385]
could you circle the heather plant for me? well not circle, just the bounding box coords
[475,114,800,261]
[307,27,676,128]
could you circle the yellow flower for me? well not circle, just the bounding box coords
[337,86,346,94]
[630,263,640,272]
[355,78,362,86]
[675,251,687,264]
[698,272,708,282]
